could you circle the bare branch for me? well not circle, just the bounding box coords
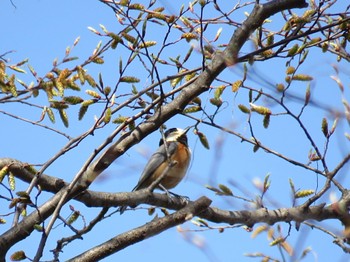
[67,196,212,262]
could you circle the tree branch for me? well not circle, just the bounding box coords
[67,196,212,262]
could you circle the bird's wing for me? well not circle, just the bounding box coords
[132,142,177,191]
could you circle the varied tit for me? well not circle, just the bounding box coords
[118,127,191,214]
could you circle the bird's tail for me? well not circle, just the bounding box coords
[118,186,139,215]
[117,205,127,215]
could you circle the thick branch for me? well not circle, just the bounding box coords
[6,157,340,227]
[2,160,347,259]
[67,196,212,262]
[4,157,341,229]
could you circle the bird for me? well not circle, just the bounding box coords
[118,127,191,214]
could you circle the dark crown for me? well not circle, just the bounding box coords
[159,128,188,146]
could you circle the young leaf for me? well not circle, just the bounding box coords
[183,46,194,64]
[0,165,9,183]
[59,109,69,127]
[195,130,210,149]
[292,74,313,81]
[218,184,233,196]
[79,105,89,120]
[304,84,311,106]
[129,3,145,10]
[263,173,271,193]
[238,104,250,114]
[232,80,242,92]
[73,36,80,46]
[33,224,43,232]
[250,103,271,115]
[9,65,26,74]
[104,108,112,124]
[45,107,55,123]
[85,74,97,87]
[99,24,108,34]
[104,86,111,96]
[10,251,27,261]
[138,41,157,49]
[210,98,222,107]
[276,83,285,92]
[77,66,86,85]
[330,118,338,135]
[183,106,201,114]
[288,44,299,56]
[321,117,328,137]
[92,57,104,64]
[191,97,201,106]
[181,32,198,42]
[8,172,15,191]
[286,66,295,75]
[120,76,140,83]
[213,27,223,42]
[205,185,222,194]
[121,32,136,44]
[289,178,295,195]
[63,96,84,105]
[270,237,284,246]
[267,34,274,45]
[295,189,314,198]
[50,101,68,109]
[170,76,182,87]
[87,26,100,35]
[263,114,270,129]
[214,85,226,99]
[251,225,268,238]
[86,90,101,99]
[112,115,128,124]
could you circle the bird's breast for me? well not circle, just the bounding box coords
[152,143,191,189]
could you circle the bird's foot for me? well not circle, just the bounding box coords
[166,191,189,205]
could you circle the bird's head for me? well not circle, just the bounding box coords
[159,127,191,146]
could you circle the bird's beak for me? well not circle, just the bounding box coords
[183,126,193,134]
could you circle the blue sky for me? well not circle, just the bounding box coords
[1,0,350,261]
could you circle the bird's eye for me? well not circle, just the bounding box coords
[164,128,178,137]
